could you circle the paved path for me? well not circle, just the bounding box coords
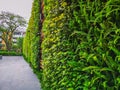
[0,56,41,90]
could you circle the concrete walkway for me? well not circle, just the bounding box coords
[0,56,41,90]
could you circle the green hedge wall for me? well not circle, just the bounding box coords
[23,0,120,89]
[42,0,76,89]
[23,0,41,70]
[42,0,120,90]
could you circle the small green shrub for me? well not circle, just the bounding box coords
[0,50,22,56]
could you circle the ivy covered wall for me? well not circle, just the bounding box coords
[23,0,120,89]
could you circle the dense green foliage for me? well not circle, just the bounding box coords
[23,0,41,70]
[42,0,73,89]
[23,0,120,89]
[42,0,120,89]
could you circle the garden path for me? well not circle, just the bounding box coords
[0,56,41,90]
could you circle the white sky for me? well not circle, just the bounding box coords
[0,0,33,21]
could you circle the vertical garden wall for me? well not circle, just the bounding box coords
[23,0,41,70]
[42,0,74,89]
[42,0,120,89]
[23,0,120,89]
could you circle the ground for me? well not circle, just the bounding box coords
[0,56,41,90]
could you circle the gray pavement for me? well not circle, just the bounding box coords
[0,56,41,90]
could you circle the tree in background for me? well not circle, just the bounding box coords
[0,11,26,50]
[16,37,23,53]
[12,37,23,53]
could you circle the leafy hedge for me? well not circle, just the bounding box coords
[23,0,41,70]
[42,0,120,90]
[42,0,76,89]
[0,50,22,56]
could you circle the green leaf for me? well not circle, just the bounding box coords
[68,88,74,90]
[109,46,120,55]
[100,67,113,72]
[82,66,100,71]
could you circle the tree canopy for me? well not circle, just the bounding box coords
[0,11,26,50]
